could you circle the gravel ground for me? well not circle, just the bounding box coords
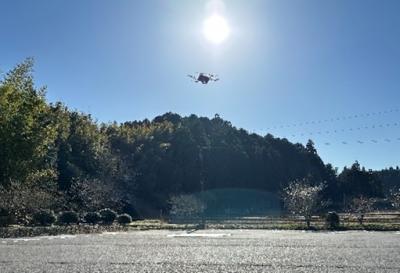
[1,230,399,273]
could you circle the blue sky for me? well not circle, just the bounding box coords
[1,0,399,170]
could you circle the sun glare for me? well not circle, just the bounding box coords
[203,14,230,44]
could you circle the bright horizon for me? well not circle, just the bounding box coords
[1,0,400,170]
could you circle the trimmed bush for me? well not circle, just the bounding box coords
[99,209,117,224]
[0,208,13,227]
[117,214,132,225]
[32,210,56,226]
[326,211,340,230]
[84,212,102,225]
[58,211,79,225]
[121,203,140,220]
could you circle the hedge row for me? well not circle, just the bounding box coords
[0,209,133,227]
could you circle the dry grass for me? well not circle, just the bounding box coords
[2,212,400,238]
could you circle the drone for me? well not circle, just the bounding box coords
[188,73,219,84]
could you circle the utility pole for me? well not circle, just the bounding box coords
[198,145,206,229]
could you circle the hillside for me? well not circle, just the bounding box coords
[0,60,391,219]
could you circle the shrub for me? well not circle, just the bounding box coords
[121,203,140,220]
[0,208,13,227]
[325,211,340,230]
[32,210,56,226]
[99,209,117,224]
[58,211,79,225]
[84,212,102,225]
[117,213,132,225]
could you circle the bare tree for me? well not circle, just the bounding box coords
[283,180,324,228]
[169,194,206,219]
[66,178,122,212]
[349,196,374,225]
[0,181,56,224]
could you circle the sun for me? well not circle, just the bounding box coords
[203,14,230,44]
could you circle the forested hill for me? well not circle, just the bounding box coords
[374,168,400,194]
[0,60,393,217]
[111,112,339,208]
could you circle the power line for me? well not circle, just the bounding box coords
[273,121,400,138]
[266,108,399,130]
[323,137,400,146]
[301,137,400,146]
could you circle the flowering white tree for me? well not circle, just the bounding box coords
[283,181,324,228]
[349,196,374,225]
[390,189,400,210]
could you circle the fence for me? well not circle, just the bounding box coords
[169,211,400,229]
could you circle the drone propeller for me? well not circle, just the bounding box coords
[210,74,219,81]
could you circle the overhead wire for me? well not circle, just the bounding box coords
[280,122,400,138]
[266,108,399,130]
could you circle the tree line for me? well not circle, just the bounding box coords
[0,59,399,224]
